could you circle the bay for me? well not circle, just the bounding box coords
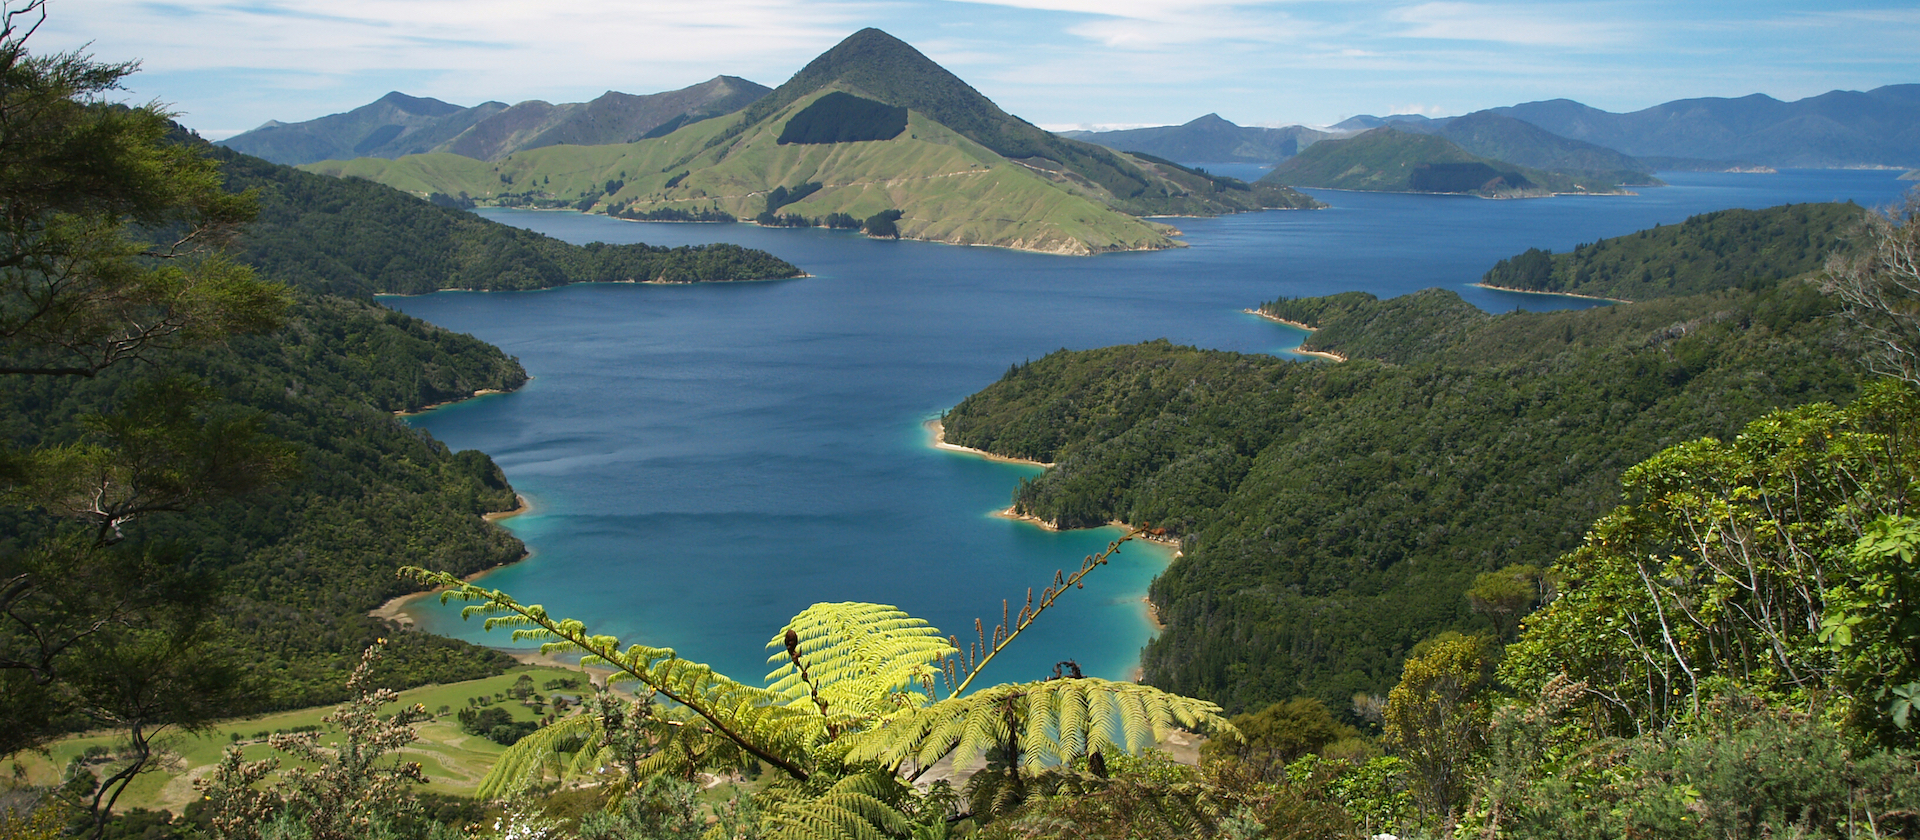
[385,170,1912,692]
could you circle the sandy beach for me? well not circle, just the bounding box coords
[369,494,530,627]
[1471,282,1630,304]
[394,387,516,417]
[925,418,1055,467]
[1244,309,1348,361]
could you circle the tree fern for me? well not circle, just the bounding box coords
[764,771,913,840]
[402,525,1227,830]
[764,602,958,727]
[842,678,1227,775]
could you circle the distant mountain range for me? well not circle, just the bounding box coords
[1075,85,1918,171]
[1060,114,1331,164]
[219,77,771,165]
[1257,128,1644,197]
[304,29,1320,255]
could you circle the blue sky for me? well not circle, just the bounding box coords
[38,0,1920,139]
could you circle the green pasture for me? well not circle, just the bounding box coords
[10,665,586,815]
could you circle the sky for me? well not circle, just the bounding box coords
[31,0,1920,140]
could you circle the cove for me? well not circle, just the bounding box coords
[383,170,1913,691]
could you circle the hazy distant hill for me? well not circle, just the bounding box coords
[1329,113,1446,132]
[1408,111,1659,185]
[1491,85,1920,168]
[307,29,1321,255]
[1062,114,1331,164]
[1258,127,1639,196]
[220,77,770,165]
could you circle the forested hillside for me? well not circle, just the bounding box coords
[216,147,803,296]
[942,205,1868,715]
[8,120,806,749]
[1480,202,1865,300]
[2,295,530,711]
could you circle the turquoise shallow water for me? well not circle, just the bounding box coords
[384,170,1913,691]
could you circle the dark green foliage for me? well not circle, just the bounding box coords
[763,181,822,214]
[1201,698,1359,781]
[1487,698,1920,839]
[1408,161,1528,193]
[2,293,527,710]
[944,273,1862,715]
[662,170,689,189]
[1260,128,1603,196]
[777,92,908,145]
[864,209,903,238]
[457,706,535,746]
[425,192,473,210]
[824,212,861,229]
[611,204,735,223]
[754,211,814,228]
[1261,288,1488,363]
[213,146,800,296]
[1482,202,1867,301]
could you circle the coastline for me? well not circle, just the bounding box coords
[1244,309,1349,361]
[1471,282,1631,304]
[370,493,530,628]
[394,386,517,417]
[925,419,1055,467]
[926,419,1176,681]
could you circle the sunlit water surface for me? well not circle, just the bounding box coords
[384,170,1912,688]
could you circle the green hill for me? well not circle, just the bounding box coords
[1478,202,1866,301]
[1258,127,1636,196]
[304,29,1322,255]
[1431,111,1659,186]
[221,146,802,295]
[941,210,1867,714]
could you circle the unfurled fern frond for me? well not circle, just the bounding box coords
[764,602,958,726]
[842,678,1228,775]
[475,712,598,800]
[765,770,913,840]
[401,567,821,781]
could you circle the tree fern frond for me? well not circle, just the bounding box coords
[475,713,598,800]
[398,566,818,781]
[765,771,911,840]
[764,602,957,723]
[844,678,1227,776]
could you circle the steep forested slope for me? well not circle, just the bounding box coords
[942,206,1868,714]
[1479,202,1865,301]
[217,147,802,296]
[2,295,531,709]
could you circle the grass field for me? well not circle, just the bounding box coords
[10,665,585,815]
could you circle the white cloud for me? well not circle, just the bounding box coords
[1389,2,1636,47]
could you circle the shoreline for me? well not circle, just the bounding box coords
[370,494,531,628]
[924,420,1176,681]
[1244,309,1349,361]
[1471,282,1631,304]
[394,386,517,417]
[925,419,1055,467]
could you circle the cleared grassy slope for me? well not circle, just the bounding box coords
[309,91,1210,254]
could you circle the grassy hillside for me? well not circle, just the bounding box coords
[1259,127,1634,196]
[311,92,1315,254]
[304,30,1322,255]
[942,212,1865,715]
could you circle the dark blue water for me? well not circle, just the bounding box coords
[385,170,1911,692]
